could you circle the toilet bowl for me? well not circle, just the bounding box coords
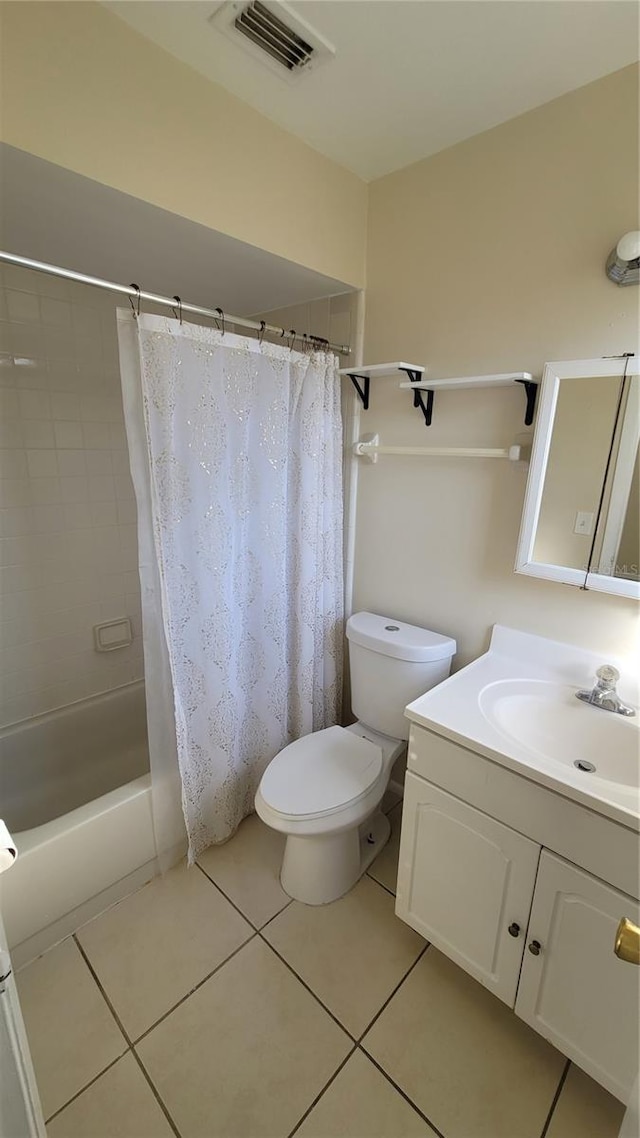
[255,612,456,905]
[255,723,405,905]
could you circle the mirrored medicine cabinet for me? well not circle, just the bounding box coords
[516,356,640,600]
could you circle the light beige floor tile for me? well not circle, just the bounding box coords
[297,1048,437,1138]
[368,802,402,894]
[363,948,565,1138]
[77,861,253,1039]
[137,937,351,1138]
[16,938,126,1121]
[263,875,425,1037]
[546,1065,626,1138]
[46,1052,174,1138]
[197,812,289,927]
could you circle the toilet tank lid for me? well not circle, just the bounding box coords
[346,612,456,663]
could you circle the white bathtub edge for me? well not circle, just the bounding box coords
[12,857,159,971]
[1,775,157,952]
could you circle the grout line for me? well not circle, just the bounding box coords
[200,860,422,1047]
[539,1059,571,1138]
[194,860,261,931]
[130,1047,182,1138]
[132,932,257,1046]
[360,1046,447,1138]
[43,1052,126,1126]
[365,871,397,900]
[258,897,294,932]
[357,942,430,1043]
[286,1044,358,1138]
[195,858,295,934]
[73,934,133,1047]
[258,934,358,1043]
[65,855,426,1138]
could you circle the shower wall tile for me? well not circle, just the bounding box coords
[53,420,84,449]
[252,291,358,357]
[0,264,143,728]
[23,420,55,449]
[0,271,358,730]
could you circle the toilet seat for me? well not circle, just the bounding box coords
[259,725,383,821]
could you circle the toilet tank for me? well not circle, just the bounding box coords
[346,612,456,740]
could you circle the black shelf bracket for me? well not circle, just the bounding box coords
[348,373,370,410]
[515,379,538,426]
[400,368,433,426]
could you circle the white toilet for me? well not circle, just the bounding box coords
[255,612,456,905]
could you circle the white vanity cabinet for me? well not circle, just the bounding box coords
[396,724,640,1102]
[516,851,640,1102]
[396,775,539,1005]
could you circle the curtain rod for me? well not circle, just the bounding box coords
[0,251,351,356]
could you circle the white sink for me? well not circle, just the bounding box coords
[405,625,640,828]
[479,679,639,789]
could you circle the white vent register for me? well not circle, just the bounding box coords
[209,1,336,81]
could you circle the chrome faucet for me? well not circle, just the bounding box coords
[576,665,636,717]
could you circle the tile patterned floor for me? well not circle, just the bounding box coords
[18,801,626,1138]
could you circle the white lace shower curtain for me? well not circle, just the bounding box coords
[117,311,343,863]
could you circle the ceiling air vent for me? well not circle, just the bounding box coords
[209,1,335,82]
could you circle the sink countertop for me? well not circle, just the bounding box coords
[405,625,640,832]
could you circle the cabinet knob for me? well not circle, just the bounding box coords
[528,940,542,956]
[508,923,521,938]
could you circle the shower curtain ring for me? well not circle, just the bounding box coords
[288,329,296,351]
[172,295,183,325]
[215,307,225,335]
[259,320,266,345]
[129,283,141,318]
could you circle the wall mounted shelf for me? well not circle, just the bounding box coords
[339,362,425,411]
[354,433,530,464]
[398,372,538,427]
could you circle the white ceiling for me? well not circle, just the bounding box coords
[105,0,639,181]
[0,145,351,315]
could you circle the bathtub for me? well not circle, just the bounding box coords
[0,682,158,966]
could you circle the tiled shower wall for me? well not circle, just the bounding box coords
[251,292,356,358]
[0,275,359,730]
[0,264,143,728]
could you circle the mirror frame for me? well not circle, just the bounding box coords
[515,357,640,600]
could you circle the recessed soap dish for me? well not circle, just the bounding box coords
[93,617,133,652]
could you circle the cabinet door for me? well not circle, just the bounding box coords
[515,850,640,1102]
[396,774,540,1006]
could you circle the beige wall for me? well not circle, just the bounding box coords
[0,2,367,289]
[1,3,637,665]
[357,65,640,666]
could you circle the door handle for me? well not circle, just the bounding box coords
[615,918,640,965]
